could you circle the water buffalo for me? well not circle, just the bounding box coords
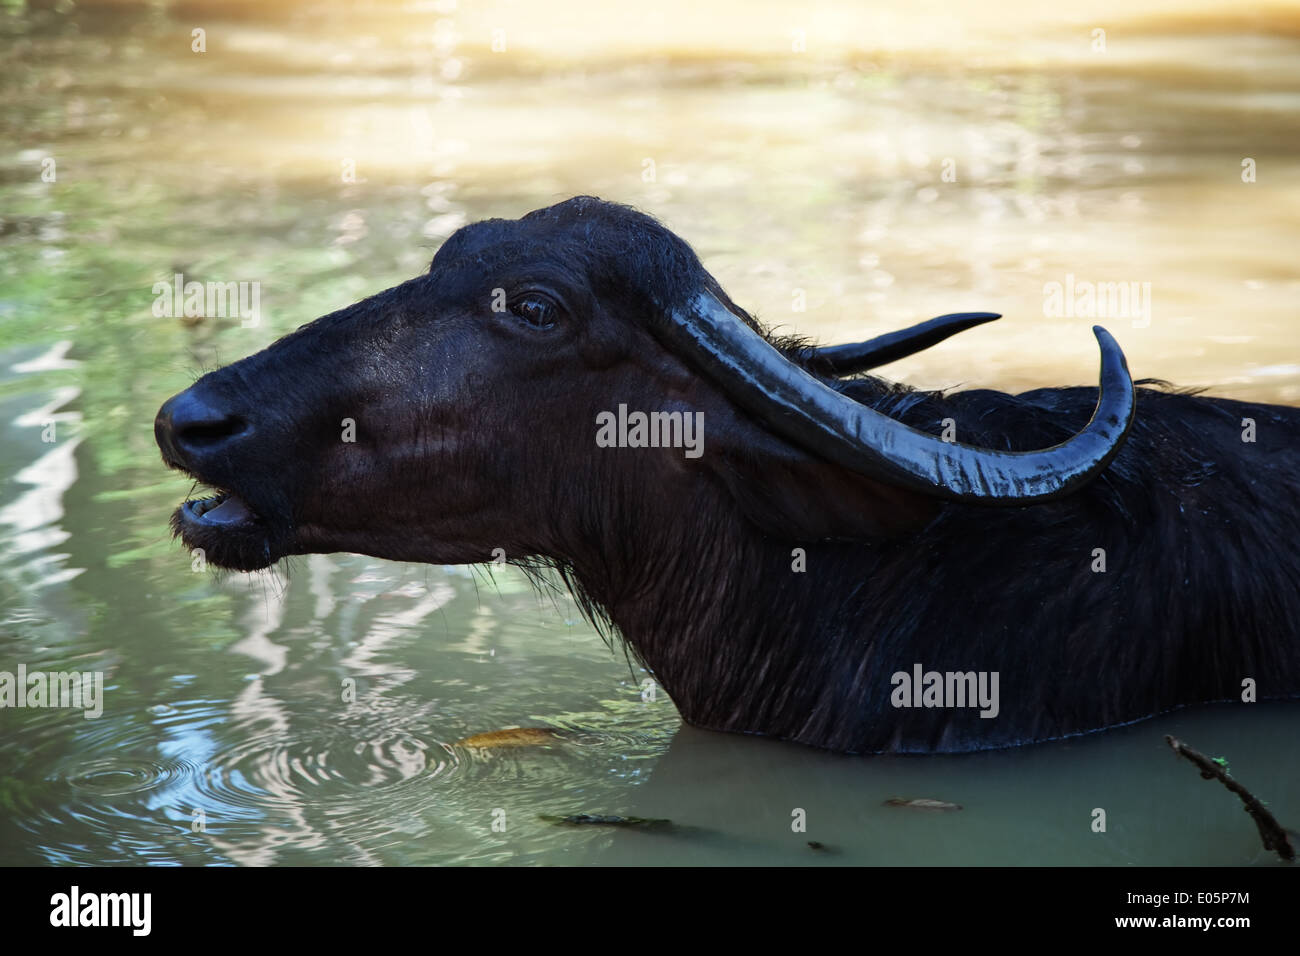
[154,196,1300,753]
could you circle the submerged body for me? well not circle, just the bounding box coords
[154,196,1300,753]
[614,379,1300,752]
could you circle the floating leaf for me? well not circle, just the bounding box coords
[455,727,561,749]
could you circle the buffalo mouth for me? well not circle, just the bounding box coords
[170,488,282,571]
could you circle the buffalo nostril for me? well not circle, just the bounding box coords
[157,389,250,459]
[177,415,247,446]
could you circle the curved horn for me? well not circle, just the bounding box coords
[662,292,1135,503]
[808,312,1001,375]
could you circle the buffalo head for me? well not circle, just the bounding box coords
[155,196,1134,573]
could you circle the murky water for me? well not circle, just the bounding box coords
[1,0,1298,865]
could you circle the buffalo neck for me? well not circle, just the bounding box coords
[553,468,887,747]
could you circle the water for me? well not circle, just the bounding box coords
[1,0,1298,865]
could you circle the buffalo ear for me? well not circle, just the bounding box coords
[707,430,941,541]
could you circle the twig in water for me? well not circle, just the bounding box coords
[1165,735,1294,863]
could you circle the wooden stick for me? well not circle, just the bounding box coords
[1165,735,1295,863]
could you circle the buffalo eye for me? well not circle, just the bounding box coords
[509,293,560,330]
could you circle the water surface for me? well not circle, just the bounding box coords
[1,0,1298,865]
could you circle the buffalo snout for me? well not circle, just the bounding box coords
[155,386,252,471]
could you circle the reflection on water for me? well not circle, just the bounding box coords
[0,0,1298,864]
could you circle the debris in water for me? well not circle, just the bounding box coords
[1165,735,1294,863]
[540,813,674,831]
[806,840,840,853]
[884,797,963,812]
[454,727,561,749]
